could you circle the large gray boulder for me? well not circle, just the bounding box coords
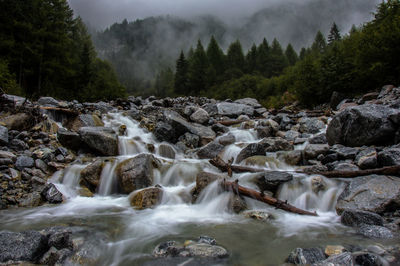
[80,159,105,192]
[340,210,384,227]
[196,142,224,159]
[234,98,262,108]
[216,102,254,118]
[37,96,60,107]
[116,154,160,194]
[0,231,48,263]
[235,143,265,163]
[285,247,326,265]
[336,175,400,215]
[255,171,293,194]
[378,146,400,166]
[190,108,210,124]
[0,125,9,145]
[78,127,118,156]
[15,155,35,170]
[327,104,400,146]
[57,128,83,151]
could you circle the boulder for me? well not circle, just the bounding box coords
[299,117,325,134]
[357,225,394,239]
[19,192,43,208]
[196,142,224,159]
[190,108,209,124]
[309,133,327,144]
[256,126,274,139]
[15,155,35,170]
[340,210,384,227]
[0,112,33,131]
[378,147,400,166]
[37,96,60,107]
[41,183,63,203]
[285,247,326,265]
[57,128,83,151]
[116,154,160,194]
[311,176,327,194]
[282,150,303,165]
[336,175,400,215]
[130,187,163,210]
[259,137,293,152]
[216,102,254,118]
[218,134,235,146]
[353,253,382,266]
[235,143,265,163]
[0,125,8,145]
[0,231,49,263]
[80,159,105,192]
[243,210,274,222]
[228,194,247,213]
[334,146,359,160]
[326,104,399,147]
[304,144,329,160]
[178,133,199,148]
[154,121,177,143]
[158,144,176,159]
[234,98,262,108]
[356,148,378,169]
[192,172,224,203]
[66,114,104,131]
[284,130,300,141]
[314,252,352,266]
[79,127,118,156]
[255,171,293,194]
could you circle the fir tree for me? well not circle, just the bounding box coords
[187,40,208,95]
[328,22,341,45]
[311,31,327,54]
[226,40,245,73]
[245,44,258,74]
[269,38,288,77]
[174,50,188,95]
[256,38,271,77]
[285,43,298,66]
[206,36,225,76]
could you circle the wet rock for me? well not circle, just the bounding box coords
[0,125,8,145]
[336,175,400,215]
[356,148,378,169]
[35,159,49,174]
[236,143,265,163]
[41,183,63,203]
[299,117,325,134]
[327,104,400,147]
[198,236,217,245]
[286,247,327,265]
[79,127,118,156]
[37,96,60,107]
[0,150,16,160]
[57,128,83,151]
[0,230,49,263]
[130,187,163,210]
[333,162,359,171]
[255,171,293,194]
[178,133,200,149]
[324,245,346,257]
[311,176,326,194]
[192,172,224,203]
[80,159,104,192]
[228,194,247,213]
[47,230,73,250]
[39,247,71,265]
[357,225,394,239]
[15,155,35,170]
[309,133,327,144]
[243,210,274,222]
[353,252,383,266]
[19,192,43,207]
[0,112,33,131]
[378,147,400,166]
[234,98,262,108]
[282,150,303,165]
[116,154,160,194]
[259,137,293,152]
[314,252,353,266]
[196,141,224,159]
[216,102,254,118]
[158,144,176,159]
[218,134,235,146]
[340,210,384,227]
[284,130,300,141]
[211,123,229,134]
[190,108,209,124]
[126,108,141,121]
[154,121,177,143]
[304,144,329,160]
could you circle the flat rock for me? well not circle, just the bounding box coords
[340,210,384,227]
[357,225,394,239]
[0,125,9,145]
[196,142,224,159]
[130,187,163,210]
[78,127,118,156]
[216,102,254,118]
[286,247,326,265]
[15,155,35,170]
[255,171,293,194]
[236,143,265,163]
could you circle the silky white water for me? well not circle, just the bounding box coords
[0,112,373,265]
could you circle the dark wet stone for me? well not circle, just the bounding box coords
[314,252,353,266]
[79,127,118,156]
[357,225,394,239]
[57,128,83,151]
[41,183,63,203]
[286,247,326,265]
[15,155,35,170]
[196,142,224,159]
[341,210,384,227]
[236,143,265,163]
[255,171,293,194]
[378,147,400,167]
[0,125,8,145]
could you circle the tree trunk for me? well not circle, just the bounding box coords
[307,165,400,178]
[220,179,318,216]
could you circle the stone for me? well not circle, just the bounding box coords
[190,108,210,124]
[304,144,330,160]
[228,194,247,213]
[130,187,163,210]
[355,148,378,169]
[311,176,326,194]
[216,102,254,118]
[192,172,224,203]
[0,230,48,263]
[314,252,353,266]
[324,245,346,257]
[0,112,33,131]
[284,130,300,141]
[259,137,293,152]
[178,133,200,149]
[256,126,274,139]
[79,127,119,156]
[330,91,346,110]
[116,154,160,194]
[340,210,384,227]
[282,150,303,166]
[15,155,35,170]
[126,108,141,121]
[378,147,400,166]
[353,253,382,266]
[211,123,229,134]
[357,225,394,239]
[333,162,359,172]
[326,104,399,147]
[154,121,177,143]
[57,128,83,151]
[255,171,293,194]
[0,125,8,145]
[218,134,235,146]
[286,247,326,265]
[39,247,71,265]
[236,143,265,163]
[336,175,400,215]
[48,231,73,250]
[0,150,16,160]
[80,159,104,192]
[35,159,49,174]
[202,103,218,116]
[309,133,327,144]
[158,144,176,159]
[234,98,262,108]
[153,240,228,259]
[185,243,229,258]
[243,210,274,222]
[37,96,60,107]
[334,146,359,160]
[198,236,217,245]
[41,183,63,203]
[196,142,224,159]
[299,117,325,134]
[18,192,43,207]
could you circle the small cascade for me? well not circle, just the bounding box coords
[98,159,120,196]
[51,164,87,198]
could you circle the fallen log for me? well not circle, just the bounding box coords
[40,106,79,116]
[221,179,318,216]
[307,165,400,178]
[210,156,265,175]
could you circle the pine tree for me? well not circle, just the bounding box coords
[174,51,188,95]
[285,43,298,66]
[269,38,288,77]
[328,22,341,45]
[311,31,327,54]
[245,44,258,74]
[206,36,225,76]
[187,40,208,95]
[226,40,245,73]
[256,38,271,77]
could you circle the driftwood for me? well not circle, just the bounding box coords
[40,106,79,116]
[308,165,400,178]
[221,179,318,216]
[210,156,265,176]
[216,119,245,126]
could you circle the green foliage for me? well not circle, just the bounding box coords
[311,31,327,55]
[0,59,21,95]
[226,40,245,73]
[187,40,209,95]
[0,0,126,101]
[174,51,188,95]
[328,22,341,45]
[285,44,298,66]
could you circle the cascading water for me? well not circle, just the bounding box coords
[0,111,367,265]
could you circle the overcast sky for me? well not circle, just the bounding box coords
[68,0,306,29]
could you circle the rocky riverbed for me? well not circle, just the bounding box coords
[0,86,399,265]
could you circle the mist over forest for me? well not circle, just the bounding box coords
[69,0,380,95]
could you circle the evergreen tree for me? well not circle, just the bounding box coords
[174,50,188,95]
[256,38,271,77]
[328,22,341,45]
[187,40,208,95]
[206,36,225,76]
[285,43,298,66]
[246,44,258,74]
[269,38,288,77]
[226,40,245,73]
[311,31,327,54]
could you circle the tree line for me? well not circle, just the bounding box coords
[0,0,126,101]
